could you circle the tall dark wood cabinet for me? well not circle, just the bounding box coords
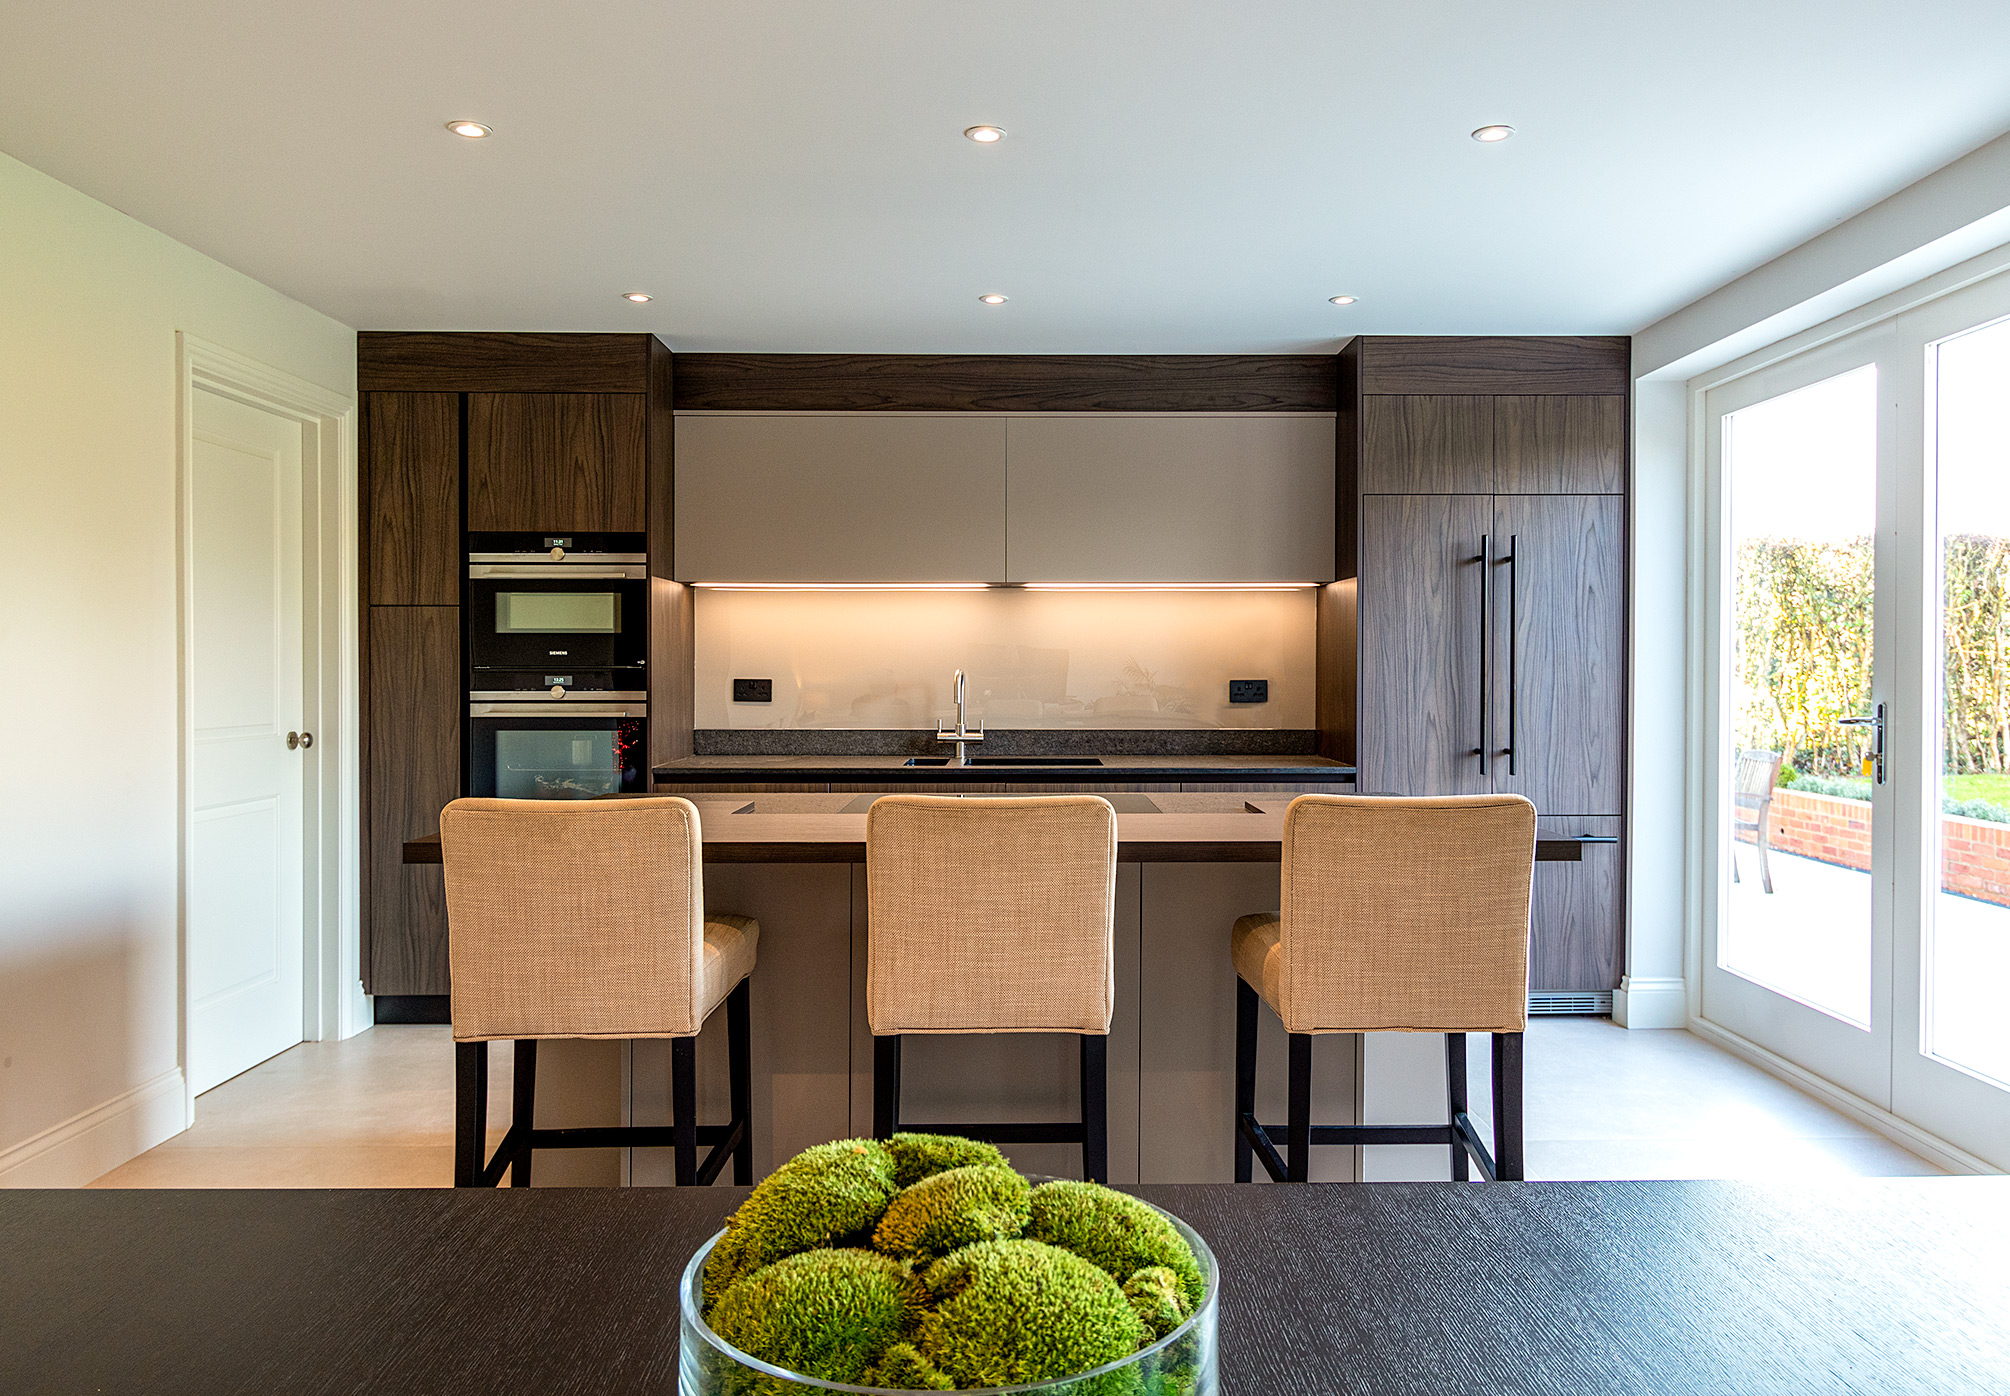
[356,333,684,1009]
[1326,337,1630,1002]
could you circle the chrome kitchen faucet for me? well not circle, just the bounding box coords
[935,668,985,765]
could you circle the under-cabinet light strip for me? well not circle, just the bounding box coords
[689,582,1323,592]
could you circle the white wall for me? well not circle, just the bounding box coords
[0,151,355,1185]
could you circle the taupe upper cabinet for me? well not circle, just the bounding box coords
[467,392,647,533]
[674,415,1007,582]
[1004,416,1336,583]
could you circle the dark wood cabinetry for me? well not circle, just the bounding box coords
[362,392,460,606]
[363,606,460,996]
[1331,335,1630,996]
[467,392,646,534]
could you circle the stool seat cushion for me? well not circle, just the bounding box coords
[701,914,760,1023]
[1230,913,1284,1010]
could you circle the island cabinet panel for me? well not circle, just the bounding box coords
[364,606,460,996]
[467,392,646,534]
[1356,494,1494,797]
[1488,495,1626,816]
[1359,396,1494,494]
[362,392,460,605]
[673,414,1007,582]
[1494,396,1626,494]
[1002,416,1337,583]
[1530,816,1624,993]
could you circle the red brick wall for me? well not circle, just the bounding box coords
[1737,786,2010,906]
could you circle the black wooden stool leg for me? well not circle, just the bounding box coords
[1445,1032,1469,1182]
[872,1035,902,1140]
[1080,1034,1109,1183]
[727,977,753,1185]
[1287,1032,1313,1183]
[1492,1031,1525,1182]
[511,1040,538,1187]
[454,1040,488,1188]
[672,1036,698,1187]
[1233,979,1258,1184]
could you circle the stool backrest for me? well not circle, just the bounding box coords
[439,797,707,1042]
[866,795,1118,1034]
[1279,793,1537,1033]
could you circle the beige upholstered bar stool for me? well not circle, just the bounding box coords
[1231,793,1537,1183]
[866,795,1118,1182]
[439,796,758,1188]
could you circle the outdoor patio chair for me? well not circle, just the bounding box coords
[1733,750,1785,894]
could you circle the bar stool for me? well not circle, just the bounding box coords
[1231,793,1537,1183]
[439,796,758,1188]
[866,795,1118,1182]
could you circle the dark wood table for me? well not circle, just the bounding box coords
[6,1181,2004,1394]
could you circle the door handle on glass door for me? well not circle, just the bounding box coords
[1837,704,1883,784]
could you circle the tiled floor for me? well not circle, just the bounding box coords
[89,1017,1943,1187]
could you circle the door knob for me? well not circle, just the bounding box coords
[287,731,314,750]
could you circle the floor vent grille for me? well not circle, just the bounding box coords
[1528,991,1613,1016]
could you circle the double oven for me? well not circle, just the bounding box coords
[465,534,648,799]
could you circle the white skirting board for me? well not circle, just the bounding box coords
[1613,976,1689,1029]
[0,1069,187,1187]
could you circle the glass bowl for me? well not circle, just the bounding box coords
[678,1200,1219,1395]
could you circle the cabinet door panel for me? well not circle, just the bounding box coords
[467,393,646,533]
[1004,416,1335,582]
[1490,495,1625,815]
[1495,396,1625,494]
[1360,396,1493,493]
[673,415,1006,582]
[1531,816,1623,993]
[365,606,460,995]
[363,392,459,605]
[1357,495,1493,796]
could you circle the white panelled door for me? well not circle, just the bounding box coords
[189,387,307,1094]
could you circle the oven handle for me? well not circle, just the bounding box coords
[469,702,647,717]
[467,563,646,579]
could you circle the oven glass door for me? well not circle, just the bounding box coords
[469,711,647,799]
[468,577,647,673]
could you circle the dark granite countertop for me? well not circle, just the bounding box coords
[651,753,1356,784]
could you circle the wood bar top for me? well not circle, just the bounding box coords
[6,1180,2002,1394]
[400,794,1602,865]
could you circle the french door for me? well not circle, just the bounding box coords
[1702,272,2010,1170]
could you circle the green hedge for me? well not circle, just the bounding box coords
[1781,768,2010,825]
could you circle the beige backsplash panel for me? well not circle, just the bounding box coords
[694,589,1316,729]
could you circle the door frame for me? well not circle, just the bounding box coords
[176,333,362,1123]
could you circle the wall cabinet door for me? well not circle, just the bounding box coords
[363,392,460,605]
[1356,494,1493,796]
[1003,416,1336,583]
[1360,396,1494,493]
[467,392,646,533]
[1531,816,1624,992]
[1494,396,1625,494]
[1488,494,1625,816]
[673,415,1006,582]
[364,606,460,996]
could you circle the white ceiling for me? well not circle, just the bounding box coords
[5,2,2010,351]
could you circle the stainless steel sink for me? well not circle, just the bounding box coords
[966,757,1104,766]
[901,757,952,766]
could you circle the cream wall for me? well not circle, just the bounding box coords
[0,151,356,1184]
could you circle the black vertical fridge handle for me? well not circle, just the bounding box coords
[1476,534,1491,769]
[1506,535,1519,776]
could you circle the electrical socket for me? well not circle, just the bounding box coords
[732,678,773,703]
[1228,679,1269,705]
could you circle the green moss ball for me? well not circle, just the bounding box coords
[884,1132,1011,1188]
[861,1340,956,1391]
[1121,1266,1192,1340]
[709,1247,923,1386]
[1026,1181,1207,1310]
[703,1139,900,1306]
[915,1239,1145,1388]
[873,1164,1032,1262]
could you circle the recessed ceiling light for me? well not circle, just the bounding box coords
[1471,124,1515,143]
[447,120,492,139]
[964,125,1006,143]
[622,292,653,303]
[978,293,1009,305]
[1328,296,1358,305]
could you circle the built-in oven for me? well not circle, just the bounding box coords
[467,701,648,799]
[466,535,647,699]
